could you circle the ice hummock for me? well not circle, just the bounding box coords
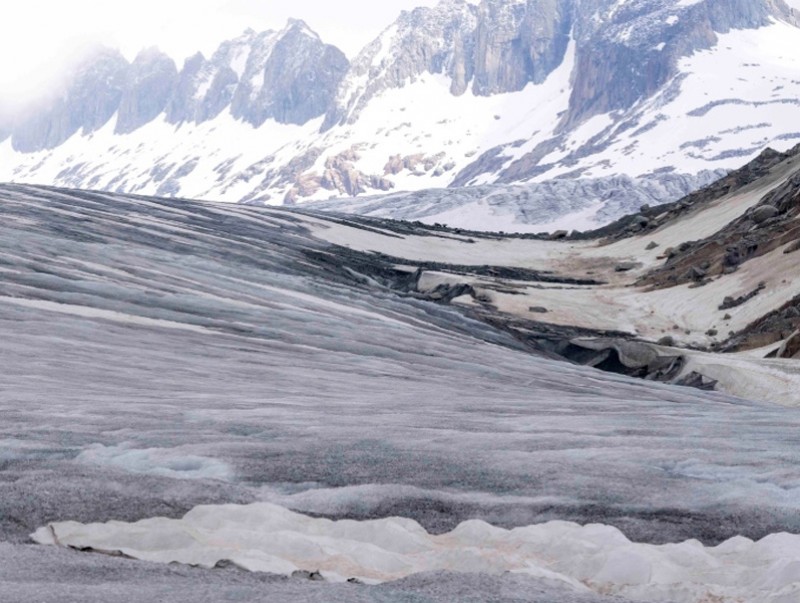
[32,501,800,602]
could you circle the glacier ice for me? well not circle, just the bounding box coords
[76,444,233,481]
[2,183,800,601]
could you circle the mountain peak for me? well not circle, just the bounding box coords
[115,48,178,134]
[282,18,320,39]
[133,46,169,62]
[10,44,129,152]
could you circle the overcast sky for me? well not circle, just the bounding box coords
[0,0,440,113]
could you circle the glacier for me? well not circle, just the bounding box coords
[3,183,800,601]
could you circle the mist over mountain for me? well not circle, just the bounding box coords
[1,0,799,232]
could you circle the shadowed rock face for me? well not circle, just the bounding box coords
[563,0,786,129]
[323,0,574,130]
[326,0,794,131]
[232,21,350,127]
[8,20,349,150]
[472,0,572,95]
[196,66,239,123]
[164,52,205,124]
[322,1,479,130]
[166,31,261,125]
[170,21,350,129]
[11,48,129,152]
[9,0,792,150]
[115,48,178,135]
[495,0,796,181]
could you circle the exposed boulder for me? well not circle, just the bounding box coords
[778,330,800,359]
[674,371,718,391]
[719,283,766,310]
[426,282,476,303]
[751,204,779,224]
[686,266,707,281]
[563,338,688,385]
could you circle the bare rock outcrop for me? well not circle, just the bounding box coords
[232,20,349,127]
[116,48,178,135]
[778,330,800,359]
[12,47,129,152]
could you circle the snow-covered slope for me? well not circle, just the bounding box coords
[1,0,800,232]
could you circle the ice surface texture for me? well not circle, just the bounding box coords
[2,184,800,600]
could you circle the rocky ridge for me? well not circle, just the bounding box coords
[10,47,130,153]
[8,20,349,152]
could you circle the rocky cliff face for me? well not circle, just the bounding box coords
[232,20,349,127]
[472,0,572,95]
[116,48,178,135]
[327,0,795,131]
[11,47,129,152]
[6,0,794,147]
[323,0,574,129]
[321,1,478,130]
[167,30,264,125]
[8,20,349,151]
[562,0,795,129]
